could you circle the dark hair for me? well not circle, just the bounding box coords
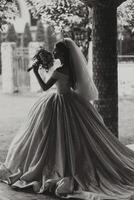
[56,41,76,89]
[56,41,69,60]
[33,48,44,63]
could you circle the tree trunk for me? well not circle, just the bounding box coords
[92,6,118,137]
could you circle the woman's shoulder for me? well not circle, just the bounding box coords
[55,67,64,73]
[51,68,63,79]
[55,67,69,76]
[52,69,69,80]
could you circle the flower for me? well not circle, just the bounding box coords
[33,47,54,71]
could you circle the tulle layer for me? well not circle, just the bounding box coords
[1,91,134,199]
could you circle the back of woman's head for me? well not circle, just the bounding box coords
[55,41,69,60]
[56,40,76,89]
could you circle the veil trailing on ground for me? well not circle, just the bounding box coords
[64,38,98,101]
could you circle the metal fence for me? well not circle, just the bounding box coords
[118,55,134,63]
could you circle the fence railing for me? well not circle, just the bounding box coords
[118,55,134,63]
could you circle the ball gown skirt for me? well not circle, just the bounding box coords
[1,90,134,200]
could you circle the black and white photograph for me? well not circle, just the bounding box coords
[0,0,134,199]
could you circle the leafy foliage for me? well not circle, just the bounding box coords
[0,0,18,30]
[118,0,134,30]
[117,1,134,55]
[23,23,32,47]
[81,0,126,7]
[25,0,91,57]
[0,31,2,74]
[26,0,90,33]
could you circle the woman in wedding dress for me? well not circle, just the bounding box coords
[1,38,134,200]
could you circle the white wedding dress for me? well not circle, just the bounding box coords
[1,70,134,200]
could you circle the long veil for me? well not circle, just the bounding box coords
[65,38,98,101]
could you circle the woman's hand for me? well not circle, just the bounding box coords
[33,62,40,74]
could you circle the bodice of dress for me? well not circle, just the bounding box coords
[52,71,71,94]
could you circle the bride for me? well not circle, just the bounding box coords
[1,38,134,200]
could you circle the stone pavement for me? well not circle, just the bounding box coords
[0,182,59,200]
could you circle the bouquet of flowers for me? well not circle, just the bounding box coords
[27,47,54,72]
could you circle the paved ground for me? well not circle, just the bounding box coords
[119,96,134,144]
[0,92,39,162]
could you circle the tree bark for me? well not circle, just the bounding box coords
[92,6,118,137]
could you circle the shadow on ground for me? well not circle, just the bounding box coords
[0,182,59,200]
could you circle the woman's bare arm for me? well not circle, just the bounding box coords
[33,67,57,91]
